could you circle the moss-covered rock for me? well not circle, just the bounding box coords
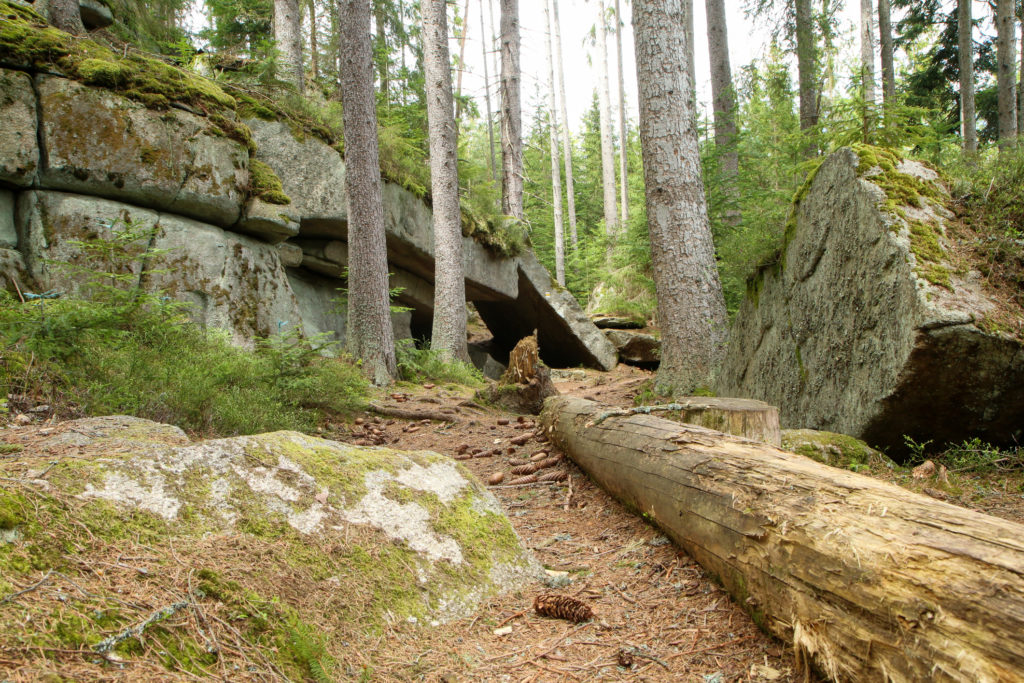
[0,68,39,187]
[0,416,540,677]
[782,429,896,471]
[719,147,1024,456]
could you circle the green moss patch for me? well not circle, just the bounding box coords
[782,429,896,472]
[248,160,291,205]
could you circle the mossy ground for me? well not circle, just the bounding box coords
[0,423,531,679]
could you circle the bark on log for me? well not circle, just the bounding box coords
[539,396,1024,682]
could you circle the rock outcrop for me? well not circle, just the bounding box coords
[0,56,615,368]
[718,147,1024,453]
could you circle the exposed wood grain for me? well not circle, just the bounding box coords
[540,396,1024,682]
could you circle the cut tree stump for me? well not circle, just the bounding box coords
[613,397,780,446]
[539,396,1024,682]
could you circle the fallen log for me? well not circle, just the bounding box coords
[367,403,457,422]
[539,396,1024,682]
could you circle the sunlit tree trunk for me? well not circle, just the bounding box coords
[860,0,876,139]
[794,0,818,157]
[455,0,470,127]
[373,0,390,104]
[959,0,978,155]
[614,0,629,229]
[1019,3,1024,138]
[551,0,578,247]
[275,0,305,92]
[423,0,470,361]
[683,0,695,101]
[544,0,566,285]
[308,0,320,82]
[596,0,619,253]
[50,0,85,35]
[878,0,895,107]
[996,0,1018,148]
[500,0,524,219]
[339,0,398,385]
[634,0,727,395]
[705,0,739,223]
[480,0,497,181]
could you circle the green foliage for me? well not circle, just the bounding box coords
[939,438,1023,473]
[0,219,368,435]
[395,340,484,386]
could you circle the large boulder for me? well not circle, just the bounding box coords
[37,76,248,227]
[606,329,660,367]
[717,147,1024,453]
[16,190,303,345]
[0,69,38,187]
[0,416,541,676]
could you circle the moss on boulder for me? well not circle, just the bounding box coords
[782,429,896,471]
[0,416,540,678]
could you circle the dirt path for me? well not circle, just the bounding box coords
[336,367,804,682]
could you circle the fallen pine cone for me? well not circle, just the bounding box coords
[530,451,549,462]
[488,472,505,485]
[497,418,509,426]
[537,470,567,483]
[533,455,563,470]
[473,449,496,458]
[510,462,539,475]
[617,649,634,668]
[507,474,538,485]
[454,444,469,454]
[534,593,593,623]
[453,453,473,461]
[510,435,530,446]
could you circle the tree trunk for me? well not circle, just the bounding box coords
[339,0,398,385]
[49,0,85,35]
[595,397,781,445]
[959,0,978,155]
[614,0,629,229]
[423,0,470,362]
[550,0,578,248]
[455,0,470,127]
[480,0,498,182]
[544,0,566,286]
[595,0,619,253]
[860,0,875,139]
[540,396,1024,683]
[634,0,727,395]
[331,0,342,97]
[275,0,305,93]
[794,0,818,157]
[996,0,1018,148]
[1019,3,1024,138]
[704,0,739,222]
[309,0,320,82]
[683,0,695,103]
[500,0,524,219]
[877,0,895,106]
[373,0,390,105]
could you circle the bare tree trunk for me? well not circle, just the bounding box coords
[331,0,342,97]
[595,0,619,253]
[276,0,306,93]
[454,0,470,126]
[551,0,578,247]
[309,0,320,82]
[423,0,470,362]
[794,0,818,157]
[541,396,1024,683]
[996,0,1018,148]
[500,0,524,219]
[374,0,390,105]
[877,0,895,106]
[49,0,85,35]
[480,0,498,182]
[705,0,739,222]
[1020,3,1024,138]
[860,0,876,139]
[544,0,566,285]
[683,0,695,102]
[634,0,727,395]
[339,0,398,385]
[614,0,629,229]
[959,0,978,154]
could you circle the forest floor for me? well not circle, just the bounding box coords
[2,362,1020,681]
[321,365,806,682]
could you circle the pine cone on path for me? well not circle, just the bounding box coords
[533,593,594,623]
